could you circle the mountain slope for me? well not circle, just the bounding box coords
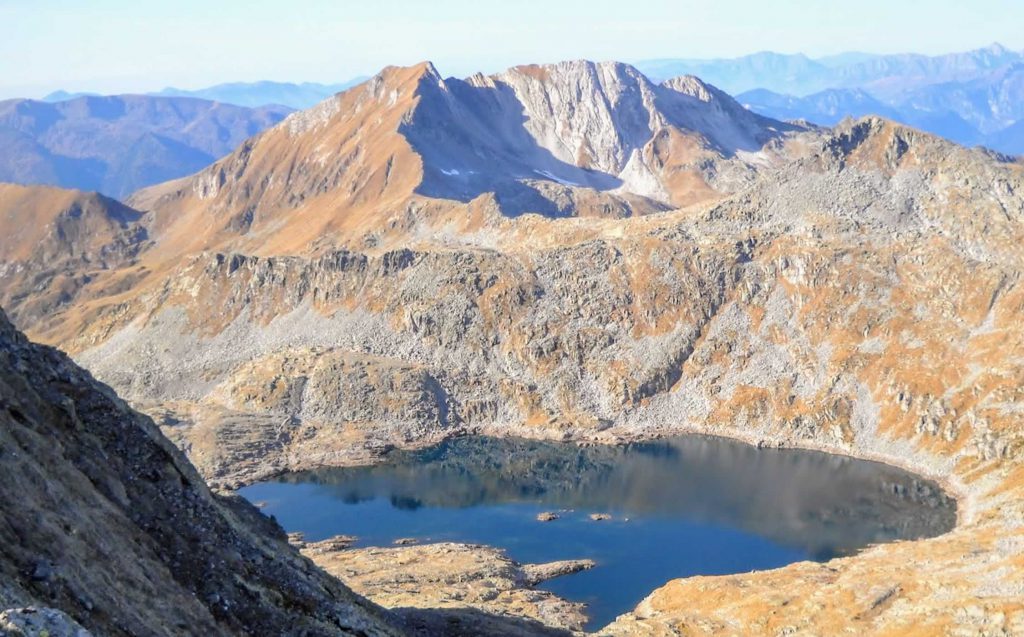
[0,183,142,264]
[128,61,800,257]
[0,307,399,636]
[0,95,292,197]
[0,183,148,335]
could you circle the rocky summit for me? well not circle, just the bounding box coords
[1,58,1024,635]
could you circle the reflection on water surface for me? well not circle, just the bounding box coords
[241,435,956,629]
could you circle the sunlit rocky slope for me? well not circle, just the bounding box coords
[1,61,1023,634]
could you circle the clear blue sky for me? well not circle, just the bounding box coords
[1,0,1021,99]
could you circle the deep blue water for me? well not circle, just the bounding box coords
[240,435,956,630]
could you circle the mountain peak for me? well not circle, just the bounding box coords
[500,59,651,88]
[411,60,443,79]
[379,61,443,84]
[983,42,1010,56]
[129,59,801,254]
[361,61,447,102]
[282,62,444,136]
[661,75,718,102]
[819,115,959,172]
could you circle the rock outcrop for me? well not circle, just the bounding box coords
[300,539,593,635]
[0,308,399,636]
[0,608,92,637]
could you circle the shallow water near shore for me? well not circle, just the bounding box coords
[240,435,957,630]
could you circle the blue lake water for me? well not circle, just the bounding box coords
[240,435,956,630]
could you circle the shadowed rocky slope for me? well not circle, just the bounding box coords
[0,309,399,636]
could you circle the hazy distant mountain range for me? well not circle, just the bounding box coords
[635,43,1020,96]
[10,80,368,198]
[0,95,291,197]
[42,78,367,110]
[149,79,368,109]
[735,88,986,148]
[637,43,1024,155]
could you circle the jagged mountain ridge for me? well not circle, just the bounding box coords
[411,61,792,207]
[127,60,800,256]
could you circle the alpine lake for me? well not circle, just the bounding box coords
[240,435,957,629]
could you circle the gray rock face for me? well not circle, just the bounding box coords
[409,60,799,212]
[0,607,93,637]
[481,61,670,176]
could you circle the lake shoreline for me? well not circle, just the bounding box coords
[222,423,967,529]
[240,432,958,631]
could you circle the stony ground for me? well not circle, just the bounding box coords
[297,536,594,635]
